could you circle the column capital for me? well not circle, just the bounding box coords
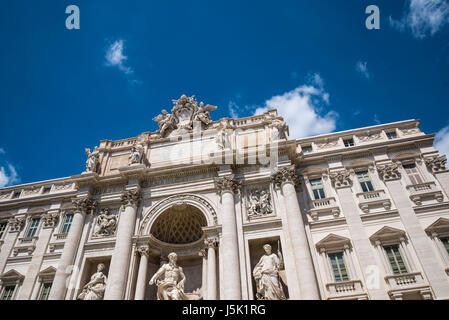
[42,210,60,229]
[121,189,141,208]
[205,237,219,250]
[199,248,207,258]
[424,155,448,174]
[377,163,401,181]
[214,175,241,195]
[329,169,352,189]
[72,197,97,215]
[7,216,25,233]
[271,166,299,189]
[136,245,150,258]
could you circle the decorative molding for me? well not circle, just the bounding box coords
[271,166,299,189]
[214,175,241,195]
[93,208,118,237]
[204,236,219,250]
[8,217,25,233]
[377,163,401,181]
[121,189,141,208]
[424,155,447,174]
[137,245,150,257]
[42,211,60,229]
[329,170,352,189]
[72,198,97,214]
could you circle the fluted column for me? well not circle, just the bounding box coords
[134,246,149,300]
[215,175,241,300]
[49,198,96,300]
[205,237,218,300]
[272,166,320,300]
[104,189,140,300]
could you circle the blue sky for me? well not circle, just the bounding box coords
[1,0,449,187]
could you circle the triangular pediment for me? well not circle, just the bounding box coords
[0,269,24,281]
[38,266,56,277]
[369,226,406,242]
[316,234,351,250]
[425,218,449,235]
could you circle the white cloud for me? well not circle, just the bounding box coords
[435,124,449,157]
[373,114,381,125]
[228,101,240,118]
[253,74,338,139]
[0,163,20,188]
[0,148,4,154]
[356,61,370,79]
[105,40,133,74]
[389,0,449,39]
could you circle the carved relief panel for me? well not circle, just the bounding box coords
[244,185,275,220]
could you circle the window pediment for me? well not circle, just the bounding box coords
[370,226,406,243]
[0,269,24,283]
[425,218,449,237]
[316,234,351,251]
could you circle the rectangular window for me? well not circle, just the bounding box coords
[302,145,313,154]
[0,285,15,300]
[328,252,350,282]
[386,131,397,140]
[12,191,21,199]
[26,217,41,238]
[310,178,326,200]
[42,187,51,194]
[384,245,408,275]
[39,282,52,300]
[356,171,375,193]
[403,163,424,185]
[343,139,355,147]
[61,214,74,234]
[441,237,449,256]
[0,222,7,239]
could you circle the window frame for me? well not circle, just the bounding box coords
[38,282,52,300]
[383,244,409,275]
[402,161,425,185]
[328,251,350,282]
[25,216,41,239]
[343,138,355,148]
[0,285,16,300]
[0,221,7,239]
[309,178,326,200]
[356,171,375,193]
[60,212,74,235]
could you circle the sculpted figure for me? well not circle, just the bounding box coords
[149,252,188,300]
[129,142,144,165]
[85,148,99,173]
[253,244,286,300]
[77,263,107,300]
[265,114,288,140]
[93,209,117,237]
[194,102,217,127]
[247,189,273,217]
[153,110,176,138]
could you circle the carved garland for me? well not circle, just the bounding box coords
[329,170,352,188]
[42,211,60,228]
[425,155,447,174]
[8,217,25,232]
[376,163,401,181]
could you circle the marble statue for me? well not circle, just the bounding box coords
[149,252,202,300]
[129,142,144,165]
[149,252,188,300]
[252,244,286,300]
[266,114,288,140]
[93,209,117,237]
[77,263,107,300]
[153,110,176,138]
[85,147,100,173]
[194,102,217,127]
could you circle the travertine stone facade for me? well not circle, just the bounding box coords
[1,95,449,300]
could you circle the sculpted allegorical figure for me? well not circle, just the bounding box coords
[194,102,217,128]
[153,110,176,138]
[252,244,286,300]
[77,263,107,300]
[93,209,117,237]
[85,147,100,173]
[129,142,144,165]
[149,252,188,300]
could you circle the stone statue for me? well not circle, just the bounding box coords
[129,142,144,165]
[266,114,288,140]
[149,252,201,300]
[77,263,107,300]
[153,110,176,138]
[194,102,217,128]
[85,147,100,173]
[93,209,117,237]
[252,244,286,300]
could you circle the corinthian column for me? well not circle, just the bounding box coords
[205,237,219,300]
[215,175,242,300]
[104,189,140,300]
[272,166,320,300]
[49,198,96,300]
[134,246,149,300]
